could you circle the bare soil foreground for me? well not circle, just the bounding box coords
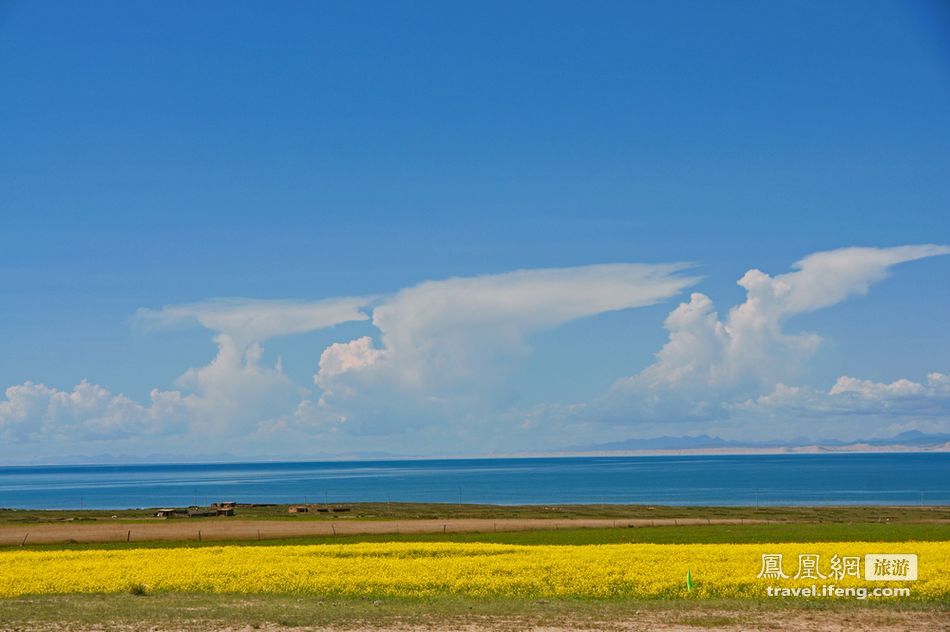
[0,595,946,632]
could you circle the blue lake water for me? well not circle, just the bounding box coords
[0,453,947,509]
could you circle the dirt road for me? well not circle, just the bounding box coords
[2,607,947,631]
[0,517,774,545]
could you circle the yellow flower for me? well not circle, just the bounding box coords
[0,542,945,600]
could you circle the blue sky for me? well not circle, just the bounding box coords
[1,1,948,460]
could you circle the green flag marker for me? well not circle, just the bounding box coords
[686,569,694,592]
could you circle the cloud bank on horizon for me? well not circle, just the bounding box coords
[1,245,948,456]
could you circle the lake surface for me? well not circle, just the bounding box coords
[0,453,947,509]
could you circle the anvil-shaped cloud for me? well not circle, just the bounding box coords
[308,263,699,433]
[136,297,372,350]
[1,247,947,455]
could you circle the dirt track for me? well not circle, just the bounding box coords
[0,517,775,545]
[191,608,950,632]
[2,608,948,631]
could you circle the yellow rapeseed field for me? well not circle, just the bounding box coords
[0,542,946,600]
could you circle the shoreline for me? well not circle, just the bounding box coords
[3,502,949,513]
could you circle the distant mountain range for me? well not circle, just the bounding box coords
[566,430,950,453]
[6,431,948,466]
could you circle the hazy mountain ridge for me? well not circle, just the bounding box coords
[569,430,950,453]
[3,432,947,466]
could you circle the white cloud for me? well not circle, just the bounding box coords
[312,263,699,432]
[0,380,188,442]
[4,248,947,454]
[731,372,950,439]
[171,334,305,435]
[319,263,697,386]
[2,265,697,447]
[830,376,926,398]
[825,373,950,414]
[132,296,375,435]
[316,336,383,396]
[603,245,950,423]
[136,297,370,349]
[0,298,373,446]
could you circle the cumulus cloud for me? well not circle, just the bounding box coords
[132,296,375,435]
[0,380,188,442]
[170,335,304,435]
[312,263,699,432]
[602,245,950,424]
[2,264,698,446]
[4,248,947,453]
[825,372,950,413]
[830,376,926,398]
[0,341,305,443]
[731,372,950,439]
[0,298,374,445]
[316,336,383,396]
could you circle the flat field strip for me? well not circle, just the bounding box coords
[1,594,948,632]
[1,541,947,600]
[0,594,946,632]
[0,517,782,545]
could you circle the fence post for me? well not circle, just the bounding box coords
[127,530,131,542]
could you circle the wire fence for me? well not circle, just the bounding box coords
[2,516,798,547]
[2,486,948,511]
